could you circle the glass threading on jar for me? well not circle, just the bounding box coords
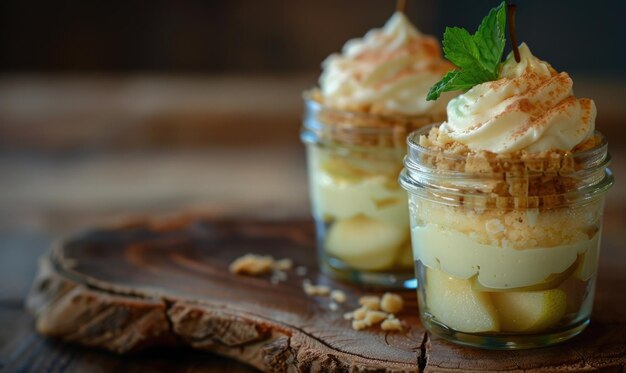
[400,125,614,210]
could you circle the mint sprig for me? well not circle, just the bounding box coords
[427,1,507,101]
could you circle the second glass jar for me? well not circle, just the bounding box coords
[301,98,439,288]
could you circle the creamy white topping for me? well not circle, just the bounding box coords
[319,12,454,115]
[440,44,595,153]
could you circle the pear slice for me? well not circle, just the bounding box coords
[492,289,567,333]
[472,256,579,293]
[425,267,500,333]
[320,158,372,184]
[325,215,407,271]
[320,156,402,185]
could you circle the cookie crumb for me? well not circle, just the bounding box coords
[353,306,368,321]
[229,254,274,275]
[330,290,347,304]
[364,310,388,326]
[380,293,404,314]
[381,318,403,331]
[345,293,406,332]
[352,319,368,331]
[229,254,295,277]
[358,295,381,310]
[303,279,330,296]
[273,258,293,271]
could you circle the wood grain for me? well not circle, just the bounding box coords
[0,303,258,373]
[26,217,626,372]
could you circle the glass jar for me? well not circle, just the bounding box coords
[399,125,614,349]
[301,98,441,288]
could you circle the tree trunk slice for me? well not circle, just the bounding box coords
[26,217,626,372]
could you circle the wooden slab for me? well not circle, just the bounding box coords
[26,217,626,372]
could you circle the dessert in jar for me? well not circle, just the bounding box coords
[301,10,456,287]
[399,3,614,349]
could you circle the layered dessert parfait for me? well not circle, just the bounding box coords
[301,11,456,287]
[399,2,613,348]
[402,45,613,346]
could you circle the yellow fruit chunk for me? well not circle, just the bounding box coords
[320,158,369,184]
[326,215,406,271]
[492,289,567,333]
[425,268,500,333]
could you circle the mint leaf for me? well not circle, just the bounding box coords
[442,27,480,68]
[475,2,507,74]
[426,70,493,101]
[427,1,507,101]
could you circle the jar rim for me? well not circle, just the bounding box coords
[302,93,445,135]
[400,124,614,208]
[302,93,444,149]
[399,167,614,208]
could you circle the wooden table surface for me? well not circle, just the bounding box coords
[1,75,625,372]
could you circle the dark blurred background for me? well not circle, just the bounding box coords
[1,0,625,75]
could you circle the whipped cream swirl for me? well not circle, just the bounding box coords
[319,12,454,116]
[440,43,595,154]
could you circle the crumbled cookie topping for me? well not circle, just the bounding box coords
[344,292,405,332]
[229,254,275,275]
